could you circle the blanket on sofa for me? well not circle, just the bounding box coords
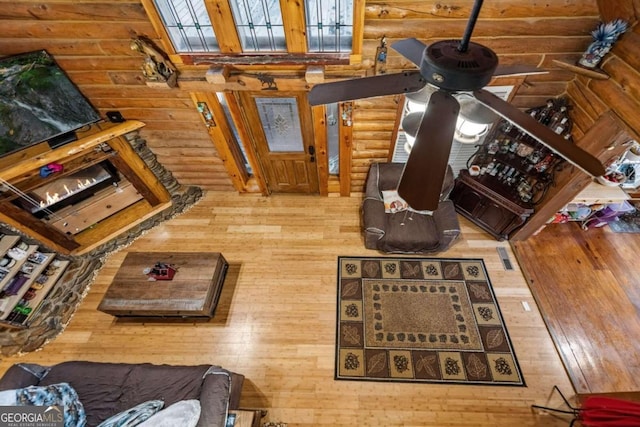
[17,382,86,427]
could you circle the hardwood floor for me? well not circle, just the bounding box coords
[513,222,640,396]
[0,192,576,426]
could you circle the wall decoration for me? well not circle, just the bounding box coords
[374,36,388,75]
[341,102,353,127]
[255,73,278,90]
[196,102,216,128]
[130,37,178,87]
[577,19,628,69]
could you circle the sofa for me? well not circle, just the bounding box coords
[0,361,244,427]
[362,162,461,253]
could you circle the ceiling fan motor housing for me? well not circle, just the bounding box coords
[421,40,498,92]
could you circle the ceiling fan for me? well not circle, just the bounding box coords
[308,0,605,211]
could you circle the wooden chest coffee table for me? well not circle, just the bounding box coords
[98,252,228,318]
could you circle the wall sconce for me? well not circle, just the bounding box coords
[374,36,388,75]
[341,102,353,127]
[197,102,216,128]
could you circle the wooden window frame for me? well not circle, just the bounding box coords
[141,0,365,65]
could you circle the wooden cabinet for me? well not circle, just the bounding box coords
[450,99,571,240]
[0,233,69,328]
[451,170,534,240]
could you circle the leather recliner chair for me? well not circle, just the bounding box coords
[362,162,461,253]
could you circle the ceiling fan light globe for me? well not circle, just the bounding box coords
[456,117,488,140]
[454,129,482,144]
[405,99,428,113]
[401,111,424,138]
[459,98,499,124]
[405,84,437,104]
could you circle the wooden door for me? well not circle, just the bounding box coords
[238,92,319,194]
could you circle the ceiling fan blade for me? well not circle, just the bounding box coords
[493,65,549,77]
[398,90,460,211]
[308,71,426,106]
[458,96,498,124]
[473,89,606,176]
[391,38,427,67]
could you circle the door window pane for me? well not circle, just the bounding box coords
[229,0,286,52]
[327,103,339,174]
[255,98,304,152]
[305,0,353,52]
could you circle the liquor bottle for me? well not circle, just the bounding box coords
[484,160,495,175]
[518,178,533,202]
[537,100,555,125]
[549,106,569,134]
[505,167,515,183]
[488,139,500,155]
[535,153,554,173]
[499,138,510,154]
[498,165,510,180]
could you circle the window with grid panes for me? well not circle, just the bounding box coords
[151,0,355,54]
[305,0,353,52]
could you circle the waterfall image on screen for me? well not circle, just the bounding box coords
[0,50,101,156]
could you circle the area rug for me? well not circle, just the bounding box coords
[335,256,525,386]
[609,211,640,233]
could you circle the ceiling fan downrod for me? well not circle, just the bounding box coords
[458,0,485,53]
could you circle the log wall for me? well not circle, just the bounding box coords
[566,1,640,143]
[0,2,230,191]
[0,0,602,193]
[508,2,640,240]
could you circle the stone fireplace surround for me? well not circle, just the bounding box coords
[0,131,203,355]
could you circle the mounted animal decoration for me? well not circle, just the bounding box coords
[131,37,178,88]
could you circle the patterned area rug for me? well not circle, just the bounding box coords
[336,256,525,386]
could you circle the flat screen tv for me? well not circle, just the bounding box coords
[0,50,101,157]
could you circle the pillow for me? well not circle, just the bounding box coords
[381,190,434,215]
[97,400,164,427]
[0,389,16,405]
[381,190,408,213]
[137,400,200,427]
[16,383,86,427]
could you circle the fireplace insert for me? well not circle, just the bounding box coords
[14,161,120,218]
